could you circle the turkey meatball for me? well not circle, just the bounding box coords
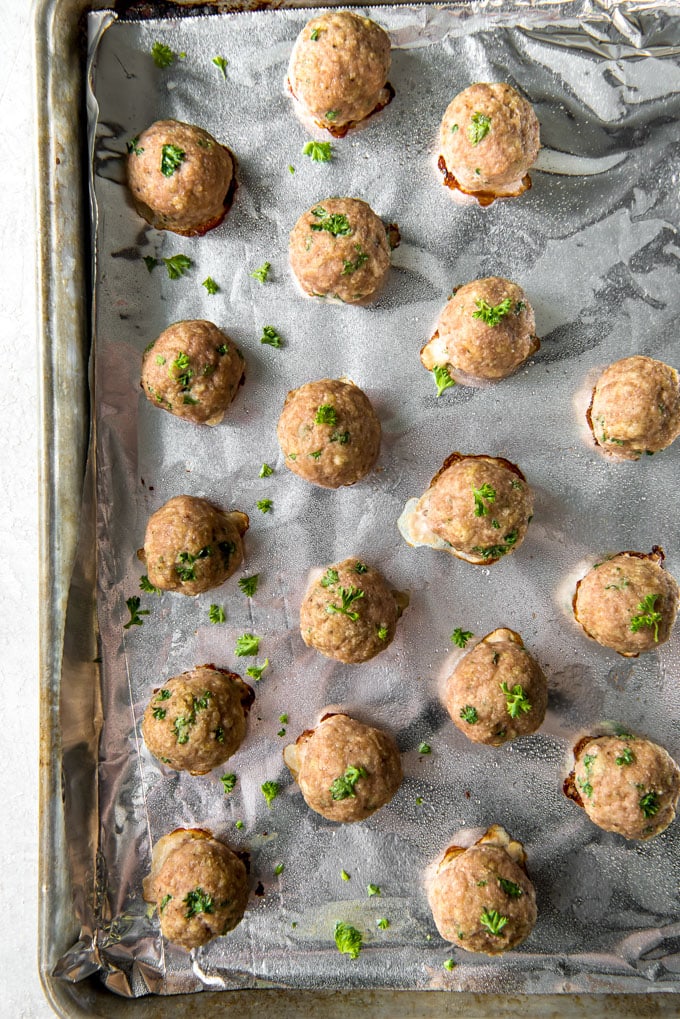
[277,378,380,488]
[300,557,406,664]
[438,83,540,204]
[141,320,245,425]
[566,734,680,840]
[428,825,537,955]
[421,277,539,384]
[289,198,392,304]
[288,11,392,135]
[573,548,679,656]
[445,629,547,745]
[127,119,235,235]
[139,495,248,595]
[283,712,402,822]
[400,453,533,564]
[142,666,254,774]
[143,828,248,950]
[587,355,680,460]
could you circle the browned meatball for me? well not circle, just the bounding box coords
[587,356,680,460]
[289,198,391,303]
[127,120,234,235]
[428,825,537,955]
[141,321,245,425]
[283,713,402,822]
[439,83,540,202]
[139,495,248,595]
[573,549,679,656]
[277,378,380,488]
[421,278,539,384]
[401,453,533,564]
[445,629,547,745]
[288,11,391,134]
[566,734,680,840]
[143,829,248,950]
[142,666,253,774]
[300,558,406,664]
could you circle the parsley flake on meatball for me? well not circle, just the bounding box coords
[143,829,248,950]
[127,119,235,235]
[283,713,402,822]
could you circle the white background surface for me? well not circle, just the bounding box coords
[0,1,52,1015]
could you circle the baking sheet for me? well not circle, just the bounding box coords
[57,1,680,998]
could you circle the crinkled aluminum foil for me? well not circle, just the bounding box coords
[57,1,680,998]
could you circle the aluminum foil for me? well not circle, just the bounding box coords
[57,0,680,998]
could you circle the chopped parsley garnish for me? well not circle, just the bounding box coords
[443,958,455,970]
[639,791,660,818]
[123,596,149,629]
[221,773,237,793]
[330,429,350,444]
[277,728,286,737]
[479,908,507,936]
[261,780,279,807]
[214,727,224,742]
[321,569,339,588]
[160,144,186,177]
[451,628,473,648]
[515,301,526,314]
[330,764,367,801]
[163,254,192,279]
[212,55,228,79]
[354,562,368,574]
[377,917,390,930]
[216,343,229,355]
[174,546,211,582]
[418,742,432,755]
[155,355,166,366]
[152,706,166,720]
[309,450,323,460]
[235,633,261,656]
[341,245,368,276]
[616,747,635,766]
[246,659,269,681]
[334,922,363,960]
[259,463,274,478]
[450,123,459,133]
[288,164,295,174]
[261,325,283,348]
[327,585,364,621]
[460,705,478,725]
[279,713,288,724]
[310,207,352,236]
[184,888,214,918]
[377,625,389,641]
[274,863,284,876]
[126,136,143,156]
[250,262,271,283]
[325,110,338,122]
[467,112,492,145]
[238,574,259,597]
[257,498,273,513]
[235,820,244,830]
[433,364,456,397]
[143,255,159,273]
[630,594,662,642]
[139,574,161,594]
[471,531,518,559]
[315,404,337,425]
[472,483,496,517]
[151,42,175,68]
[472,297,512,326]
[156,689,172,701]
[341,869,350,881]
[310,27,320,40]
[367,884,381,897]
[159,894,172,912]
[202,276,219,295]
[500,682,532,718]
[209,604,226,624]
[498,877,523,898]
[303,140,333,163]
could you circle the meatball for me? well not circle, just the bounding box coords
[139,495,248,595]
[573,548,679,656]
[438,83,540,203]
[566,734,680,840]
[127,119,235,235]
[587,355,680,460]
[300,558,406,664]
[428,825,537,955]
[289,198,392,304]
[277,378,381,488]
[283,712,402,822]
[288,11,392,134]
[444,629,547,745]
[401,453,533,564]
[141,321,245,426]
[143,828,248,950]
[421,278,539,384]
[142,666,254,774]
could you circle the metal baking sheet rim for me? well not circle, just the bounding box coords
[34,0,680,1015]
